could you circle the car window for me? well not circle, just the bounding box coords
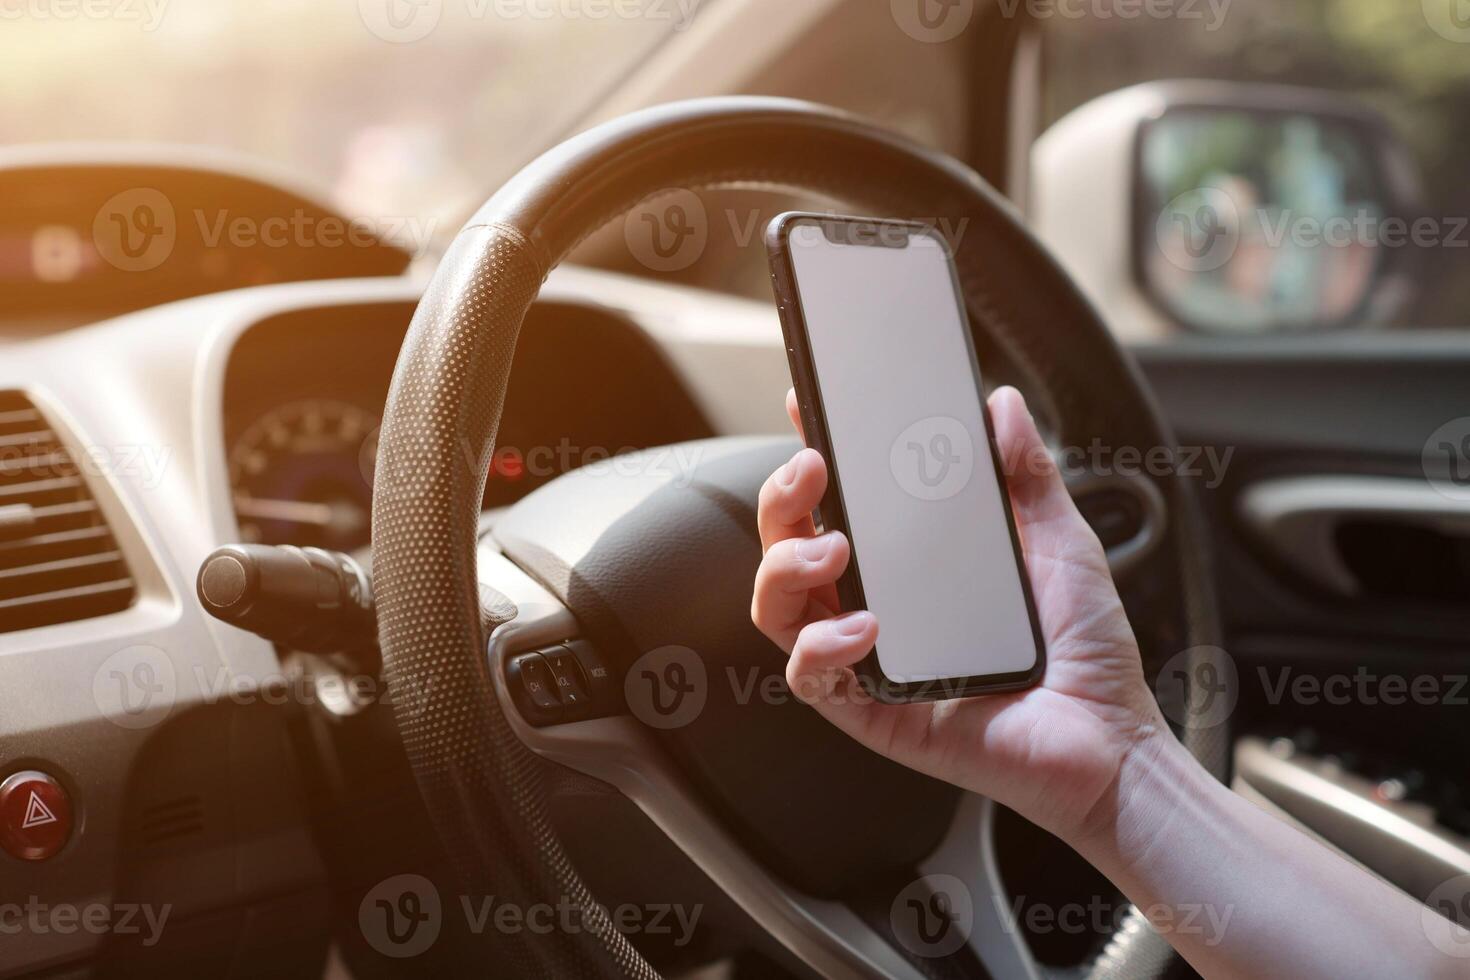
[1041,0,1470,332]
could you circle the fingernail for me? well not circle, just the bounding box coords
[776,461,796,487]
[833,611,872,636]
[796,533,833,562]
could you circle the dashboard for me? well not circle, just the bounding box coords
[0,135,799,980]
[221,300,719,553]
[0,151,411,334]
[0,264,790,978]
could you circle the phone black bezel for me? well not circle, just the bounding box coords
[765,212,1047,703]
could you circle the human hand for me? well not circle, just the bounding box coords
[751,386,1172,842]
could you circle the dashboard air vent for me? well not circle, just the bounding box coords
[138,794,206,847]
[0,391,136,632]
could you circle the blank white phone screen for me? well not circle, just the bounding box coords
[788,222,1038,684]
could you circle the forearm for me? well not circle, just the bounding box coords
[1069,728,1466,979]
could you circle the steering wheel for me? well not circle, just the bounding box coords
[370,97,1226,979]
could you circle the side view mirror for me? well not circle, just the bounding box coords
[1032,81,1424,339]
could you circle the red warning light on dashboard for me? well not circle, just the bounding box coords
[31,225,87,283]
[0,770,73,861]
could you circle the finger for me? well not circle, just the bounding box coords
[757,447,826,553]
[784,610,877,702]
[988,386,1090,533]
[785,387,806,442]
[782,612,921,751]
[786,613,1018,790]
[751,531,849,649]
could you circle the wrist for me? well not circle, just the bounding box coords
[1068,714,1211,871]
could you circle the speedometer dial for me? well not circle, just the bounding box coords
[228,399,378,551]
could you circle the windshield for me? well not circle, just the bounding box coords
[2,0,705,234]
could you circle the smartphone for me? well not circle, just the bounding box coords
[765,213,1045,702]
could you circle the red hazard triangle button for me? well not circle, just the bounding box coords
[0,770,72,861]
[22,791,58,829]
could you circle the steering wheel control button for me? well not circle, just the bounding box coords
[544,650,592,713]
[508,653,564,725]
[564,639,616,703]
[506,642,627,726]
[0,770,73,861]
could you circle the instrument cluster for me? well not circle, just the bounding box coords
[222,299,717,552]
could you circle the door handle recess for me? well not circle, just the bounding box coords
[1238,475,1470,596]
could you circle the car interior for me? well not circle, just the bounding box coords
[3,1,1469,977]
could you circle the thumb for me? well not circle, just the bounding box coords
[987,386,1086,532]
